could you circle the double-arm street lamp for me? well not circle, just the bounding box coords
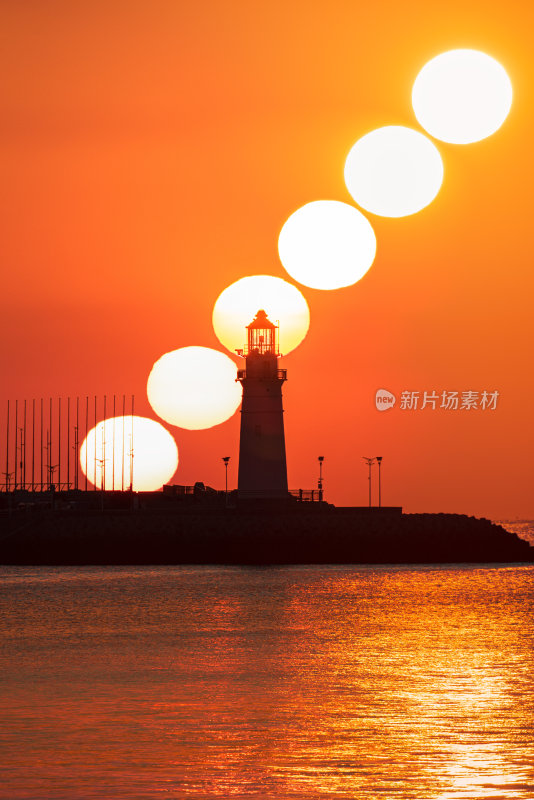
[362,456,384,507]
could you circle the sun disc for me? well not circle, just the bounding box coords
[212,275,310,356]
[80,416,178,492]
[412,49,512,144]
[344,126,444,218]
[278,200,377,290]
[147,346,242,430]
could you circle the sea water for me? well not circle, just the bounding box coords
[0,523,533,799]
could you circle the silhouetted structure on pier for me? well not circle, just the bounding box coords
[0,395,135,493]
[236,310,289,500]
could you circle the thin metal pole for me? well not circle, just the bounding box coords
[121,395,125,492]
[23,399,27,489]
[18,427,23,490]
[14,400,18,490]
[103,395,107,491]
[378,460,382,508]
[40,399,43,490]
[5,400,9,491]
[32,399,35,491]
[67,398,70,491]
[93,395,97,491]
[100,424,105,511]
[363,457,374,507]
[75,397,79,490]
[58,398,61,491]
[84,397,88,491]
[130,395,134,491]
[112,395,116,491]
[17,428,21,489]
[49,398,52,488]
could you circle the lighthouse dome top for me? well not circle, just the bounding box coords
[247,309,277,330]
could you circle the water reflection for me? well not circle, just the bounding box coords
[0,565,533,798]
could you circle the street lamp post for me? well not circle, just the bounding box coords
[318,456,324,502]
[362,456,375,507]
[222,457,230,506]
[376,456,383,508]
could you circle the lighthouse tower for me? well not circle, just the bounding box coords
[236,310,289,500]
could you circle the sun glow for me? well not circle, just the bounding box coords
[147,346,242,430]
[212,275,310,356]
[80,416,178,492]
[412,49,512,144]
[278,200,377,290]
[344,126,444,217]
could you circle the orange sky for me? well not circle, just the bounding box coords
[1,0,533,518]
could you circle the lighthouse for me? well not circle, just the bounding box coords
[236,310,289,500]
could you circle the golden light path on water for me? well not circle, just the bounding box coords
[1,564,532,798]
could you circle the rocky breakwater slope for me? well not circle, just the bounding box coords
[0,508,532,565]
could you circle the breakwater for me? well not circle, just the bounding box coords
[0,506,531,565]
